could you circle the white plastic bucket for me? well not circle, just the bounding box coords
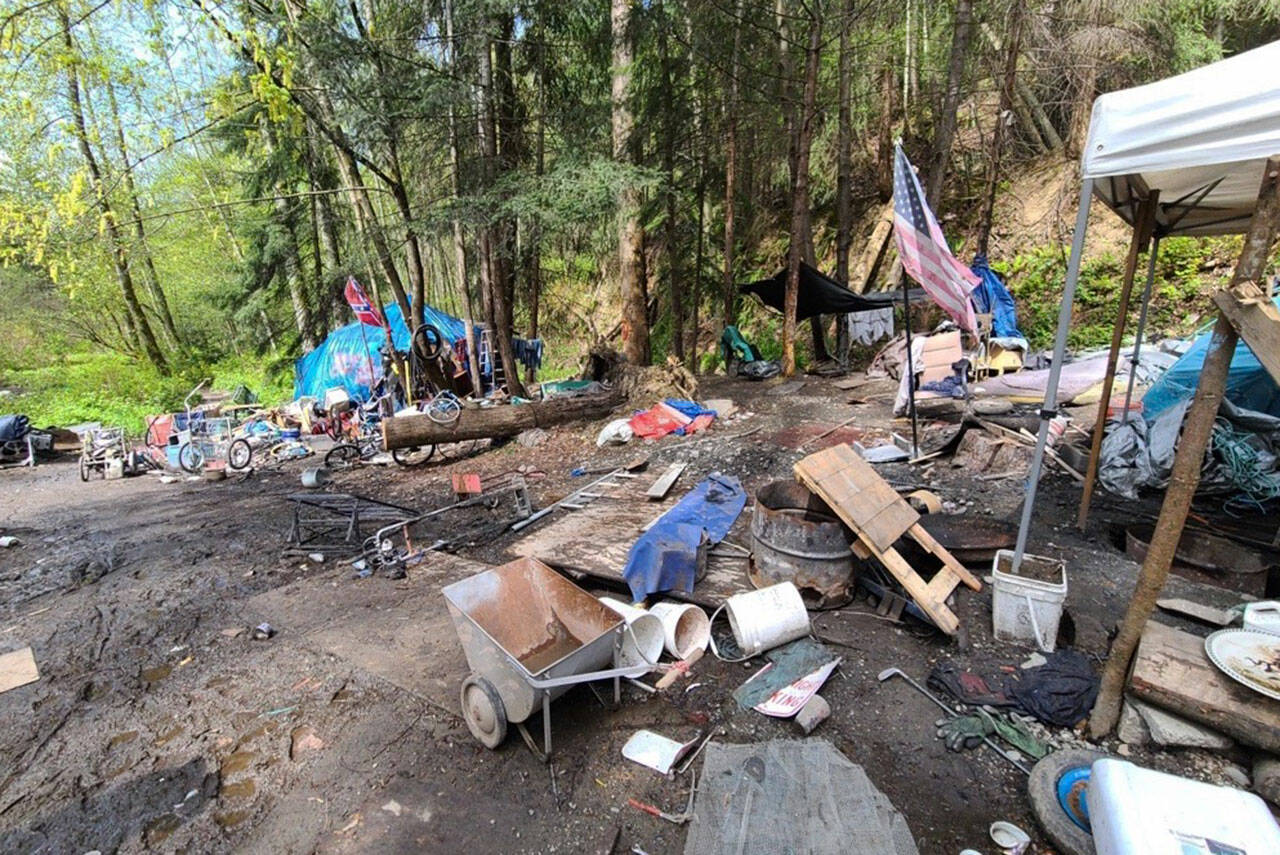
[301,467,330,488]
[723,582,810,657]
[599,598,664,667]
[649,601,710,659]
[1244,601,1280,635]
[992,549,1067,651]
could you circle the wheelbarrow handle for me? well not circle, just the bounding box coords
[524,663,655,690]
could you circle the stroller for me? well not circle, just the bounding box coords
[0,414,52,468]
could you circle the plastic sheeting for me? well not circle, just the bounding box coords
[683,740,919,855]
[970,254,1025,341]
[1083,41,1280,236]
[1142,306,1280,421]
[1099,398,1280,501]
[622,473,746,601]
[739,263,887,319]
[293,301,467,401]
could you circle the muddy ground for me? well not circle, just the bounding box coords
[0,374,1272,854]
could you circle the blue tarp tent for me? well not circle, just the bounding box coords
[293,301,468,401]
[1142,297,1280,421]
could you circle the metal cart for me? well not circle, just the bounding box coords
[78,426,127,481]
[443,557,654,759]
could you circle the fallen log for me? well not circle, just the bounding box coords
[382,391,623,450]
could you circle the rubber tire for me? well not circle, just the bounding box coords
[392,445,435,467]
[1028,748,1107,855]
[227,438,253,471]
[460,674,507,749]
[178,442,204,473]
[413,324,444,361]
[79,456,90,482]
[324,444,361,469]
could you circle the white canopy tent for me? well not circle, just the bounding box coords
[1012,39,1280,567]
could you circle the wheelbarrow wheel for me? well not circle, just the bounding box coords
[460,674,507,749]
[1028,748,1107,855]
[78,455,90,482]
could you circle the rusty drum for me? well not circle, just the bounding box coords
[749,481,857,609]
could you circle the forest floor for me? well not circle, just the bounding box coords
[0,374,1264,854]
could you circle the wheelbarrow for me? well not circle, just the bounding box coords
[443,557,655,759]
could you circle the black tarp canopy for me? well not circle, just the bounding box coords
[739,263,917,319]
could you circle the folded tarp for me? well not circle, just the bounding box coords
[622,473,747,601]
[740,263,886,319]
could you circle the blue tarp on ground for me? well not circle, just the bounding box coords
[1142,299,1280,421]
[293,301,467,402]
[622,473,747,602]
[970,254,1025,340]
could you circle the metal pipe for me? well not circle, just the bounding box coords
[1120,236,1162,425]
[1012,180,1094,574]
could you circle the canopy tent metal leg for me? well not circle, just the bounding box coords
[1090,157,1280,737]
[1011,180,1094,573]
[1119,236,1162,425]
[1077,193,1160,530]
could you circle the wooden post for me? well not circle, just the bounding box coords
[1077,192,1159,529]
[1090,157,1280,738]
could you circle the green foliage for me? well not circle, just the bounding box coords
[993,237,1232,351]
[3,352,293,434]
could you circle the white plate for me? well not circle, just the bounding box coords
[1204,629,1280,701]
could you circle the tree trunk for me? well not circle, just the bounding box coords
[445,0,484,396]
[925,0,975,210]
[979,23,1062,152]
[876,64,898,203]
[383,392,623,449]
[722,0,745,329]
[975,1,1024,256]
[492,13,527,397]
[782,6,822,377]
[60,11,167,374]
[834,0,855,365]
[102,75,182,350]
[659,2,685,362]
[612,0,649,366]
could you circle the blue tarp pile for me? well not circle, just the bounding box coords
[970,254,1025,341]
[293,301,467,401]
[1142,302,1280,420]
[622,473,747,602]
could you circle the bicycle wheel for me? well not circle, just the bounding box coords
[427,395,462,425]
[79,455,90,482]
[325,443,362,469]
[392,445,436,467]
[227,438,253,471]
[178,442,205,473]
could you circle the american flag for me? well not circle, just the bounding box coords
[343,276,386,328]
[892,144,978,332]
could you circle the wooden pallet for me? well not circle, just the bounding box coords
[794,443,982,635]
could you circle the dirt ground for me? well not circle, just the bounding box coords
[0,374,1271,854]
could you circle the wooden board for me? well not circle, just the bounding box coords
[1213,283,1280,387]
[507,496,753,608]
[646,462,687,500]
[1129,620,1280,753]
[795,443,979,635]
[0,647,39,694]
[794,444,918,552]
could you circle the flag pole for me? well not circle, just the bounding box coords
[901,276,919,457]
